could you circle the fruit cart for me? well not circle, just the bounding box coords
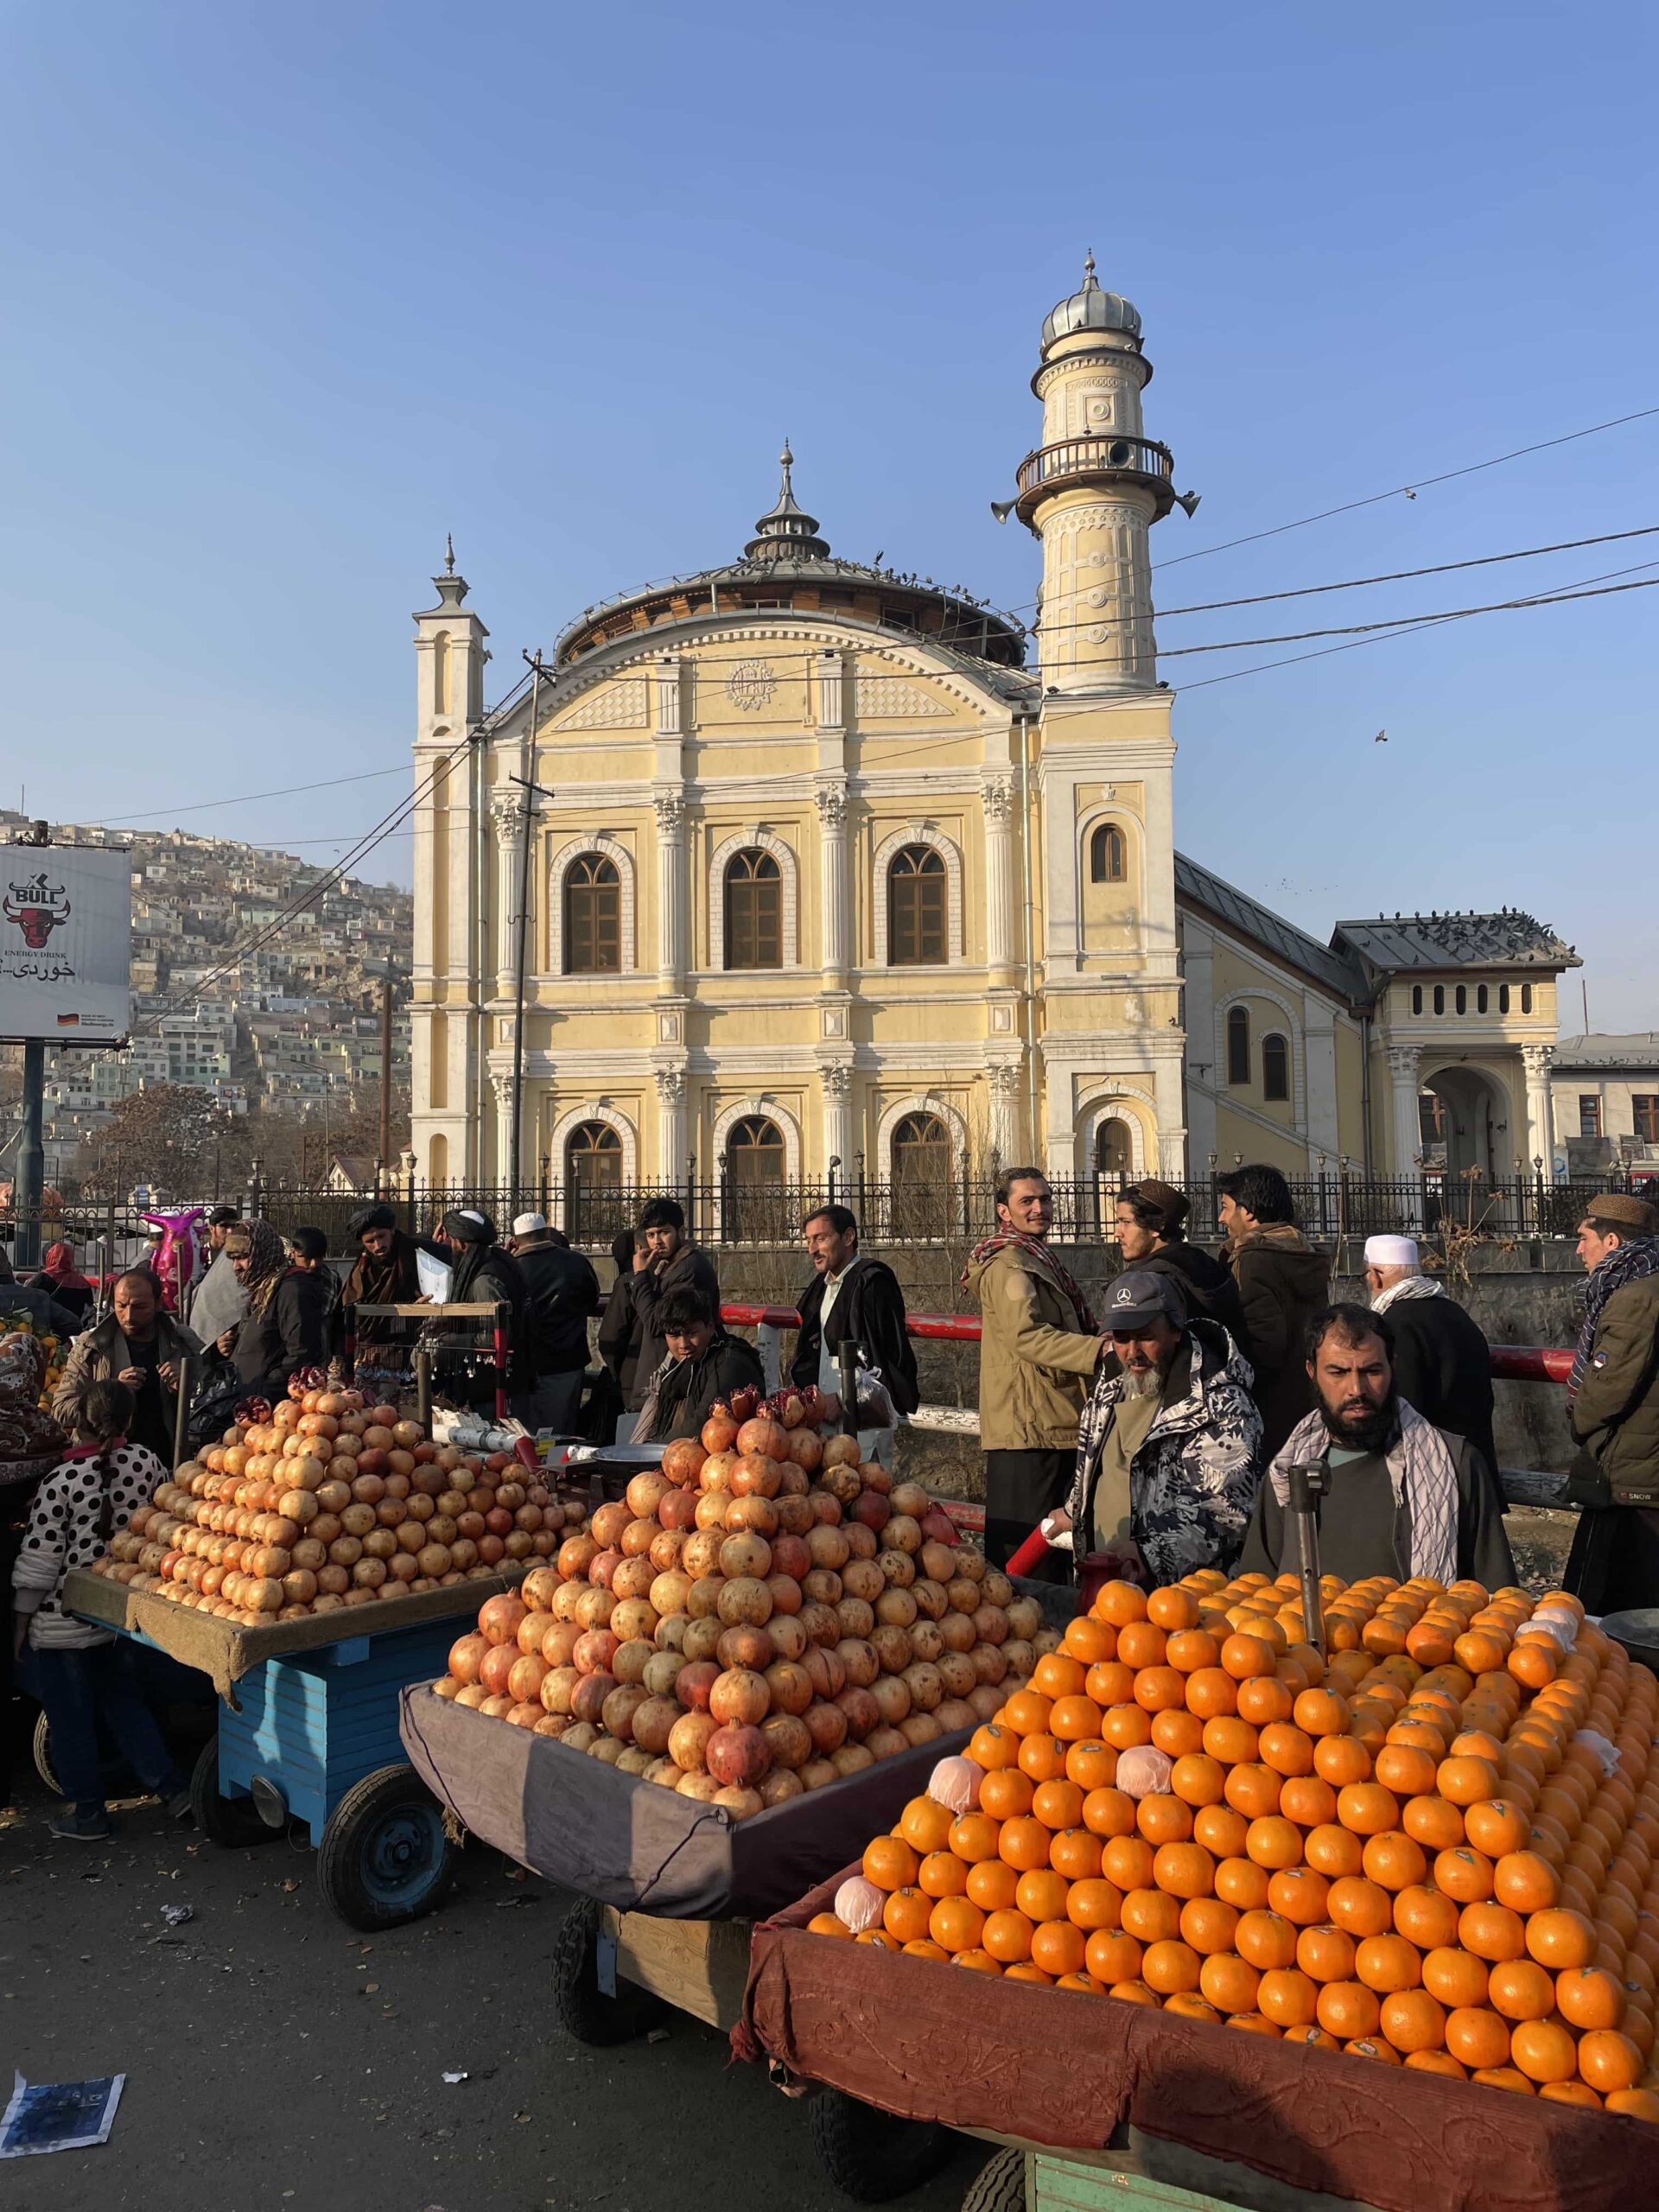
[63,1566,528,1929]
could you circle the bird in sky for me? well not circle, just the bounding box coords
[1403,488,1417,499]
[1374,729,1388,743]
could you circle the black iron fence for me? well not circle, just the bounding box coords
[5,1168,1647,1268]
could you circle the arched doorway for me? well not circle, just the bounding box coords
[1419,1066,1510,1226]
[722,1114,787,1241]
[890,1110,957,1239]
[1095,1119,1133,1179]
[564,1120,624,1242]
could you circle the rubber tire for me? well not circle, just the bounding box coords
[189,1735,282,1849]
[315,1764,457,1930]
[962,2147,1026,2212]
[810,2088,950,2203]
[549,1897,664,2048]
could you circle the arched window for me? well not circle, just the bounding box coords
[723,1114,787,1239]
[723,849,782,969]
[1412,986,1423,1015]
[1225,1005,1250,1086]
[887,845,947,966]
[1433,985,1446,1016]
[1096,1118,1133,1178]
[564,1120,624,1241]
[1262,1034,1290,1103]
[1455,985,1467,1016]
[1522,983,1534,1014]
[1477,984,1489,1014]
[891,1112,956,1238]
[563,854,620,974]
[1089,823,1126,883]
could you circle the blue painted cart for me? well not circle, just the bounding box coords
[61,1568,504,1929]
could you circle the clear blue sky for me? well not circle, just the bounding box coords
[3,3,1655,1027]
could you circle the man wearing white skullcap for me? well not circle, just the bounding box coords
[511,1212,600,1433]
[1363,1234,1499,1503]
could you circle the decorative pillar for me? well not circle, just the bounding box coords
[1385,1046,1421,1177]
[490,791,528,985]
[489,1071,513,1179]
[654,653,683,736]
[988,1064,1020,1167]
[654,1066,687,1179]
[654,792,687,991]
[816,650,844,731]
[982,775,1015,983]
[816,785,849,987]
[821,1064,855,1177]
[1521,1044,1556,1170]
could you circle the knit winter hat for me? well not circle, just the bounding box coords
[1127,1178,1190,1230]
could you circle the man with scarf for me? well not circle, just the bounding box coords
[1236,1303,1514,1589]
[634,1287,766,1445]
[962,1166,1105,1577]
[1217,1164,1331,1457]
[28,1243,95,1325]
[343,1205,423,1368]
[434,1210,532,1412]
[1363,1235,1499,1504]
[213,1221,331,1398]
[53,1268,201,1464]
[1563,1193,1659,1612]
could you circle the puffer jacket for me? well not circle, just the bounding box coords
[1067,1319,1264,1586]
[963,1243,1102,1452]
[1571,1272,1659,1506]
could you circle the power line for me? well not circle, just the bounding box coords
[100,766,407,825]
[1154,404,1659,571]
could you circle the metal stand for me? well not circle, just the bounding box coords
[171,1351,196,1471]
[836,1339,866,1440]
[1284,1462,1330,1658]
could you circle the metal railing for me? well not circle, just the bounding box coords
[1015,434,1175,498]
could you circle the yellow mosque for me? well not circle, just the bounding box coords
[409,262,1574,1233]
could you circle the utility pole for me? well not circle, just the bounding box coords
[12,817,51,1270]
[508,652,556,1205]
[378,961,396,1194]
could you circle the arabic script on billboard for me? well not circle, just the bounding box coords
[0,847,131,1042]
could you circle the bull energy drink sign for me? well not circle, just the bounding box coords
[0,846,131,1042]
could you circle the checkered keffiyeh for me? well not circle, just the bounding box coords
[1270,1399,1459,1586]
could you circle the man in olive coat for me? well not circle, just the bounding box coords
[1564,1193,1659,1612]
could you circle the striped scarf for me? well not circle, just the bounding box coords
[962,1231,1096,1332]
[1570,1237,1659,1402]
[1271,1399,1460,1586]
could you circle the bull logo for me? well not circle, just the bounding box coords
[3,871,71,950]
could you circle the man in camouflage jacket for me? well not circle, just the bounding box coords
[1058,1270,1264,1587]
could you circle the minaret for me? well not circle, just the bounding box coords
[1008,255,1182,694]
[744,442,831,561]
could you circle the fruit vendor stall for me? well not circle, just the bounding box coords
[60,1377,591,1929]
[734,1568,1659,2210]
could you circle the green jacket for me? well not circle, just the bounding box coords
[963,1243,1102,1452]
[1571,1274,1659,1505]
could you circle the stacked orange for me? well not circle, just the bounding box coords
[810,1570,1659,2121]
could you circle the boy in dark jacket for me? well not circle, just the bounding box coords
[1217,1165,1331,1457]
[626,1199,721,1411]
[1113,1181,1249,1351]
[636,1288,766,1445]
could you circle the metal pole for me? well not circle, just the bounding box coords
[836,1338,864,1440]
[415,1344,433,1432]
[1287,1464,1327,1658]
[171,1351,196,1471]
[16,1038,45,1271]
[508,657,546,1206]
[378,963,395,1192]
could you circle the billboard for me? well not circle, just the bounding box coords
[0,845,131,1043]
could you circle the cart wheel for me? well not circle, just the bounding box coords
[190,1735,276,1848]
[810,2088,949,2203]
[316,1764,456,1930]
[550,1897,664,2047]
[32,1712,63,1796]
[961,2147,1026,2212]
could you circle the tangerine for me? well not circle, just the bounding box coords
[1065,1741,1119,1793]
[1338,1783,1401,1836]
[1001,1690,1053,1739]
[1082,1787,1137,1840]
[1433,1847,1497,1904]
[1193,1804,1250,1858]
[1356,1934,1423,1993]
[1151,1709,1207,1758]
[1050,1694,1105,1744]
[1246,1815,1304,1871]
[966,1859,1020,1911]
[1001,1816,1056,1872]
[1421,1948,1489,2008]
[1224,1763,1283,1820]
[1304,1823,1365,1878]
[1018,1733,1069,1783]
[1185,1669,1239,1720]
[1555,1966,1626,2031]
[1122,1888,1183,1943]
[1180,1897,1241,1955]
[1298,1923,1357,1982]
[1576,2029,1644,2093]
[1065,1878,1124,1932]
[1363,1832,1429,1893]
[1267,1868,1331,1926]
[1084,1929,1143,1983]
[1405,2049,1469,2078]
[1317,1981,1381,2039]
[1493,1850,1560,1914]
[1256,1967,1319,2028]
[1102,1704,1154,1750]
[1141,1938,1204,1994]
[929,1896,986,1953]
[1032,1921,1088,1978]
[1147,1586,1200,1631]
[1445,2006,1512,2069]
[1221,1632,1277,1680]
[1236,1910,1300,1970]
[1062,1616,1117,1667]
[1135,1793,1192,1845]
[1438,1755,1503,1806]
[968,1724,1020,1771]
[918,1850,971,1898]
[1380,1989,1446,2054]
[1259,1724,1316,1778]
[1214,1857,1272,1910]
[981,1908,1036,1963]
[1086,1662,1137,1707]
[952,1949,1004,1976]
[864,1836,920,1891]
[1237,1677,1295,1727]
[1014,1868,1070,1924]
[1154,1841,1217,1901]
[981,1770,1035,1821]
[1094,1580,1149,1627]
[1464,1799,1531,1857]
[1394,1885,1461,1950]
[1327,1878,1395,1938]
[1402,1795,1465,1852]
[1603,2088,1659,2122]
[1050,1827,1104,1882]
[1313,1735,1373,1789]
[1459,1902,1528,1963]
[882,1887,934,1943]
[1118,1621,1168,1671]
[1200,1953,1261,2013]
[1033,1779,1087,1832]
[949,1813,1001,1864]
[1103,1834,1155,1890]
[1280,1777,1339,1828]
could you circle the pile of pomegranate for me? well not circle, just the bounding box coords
[432,1406,1062,1820]
[92,1383,585,1624]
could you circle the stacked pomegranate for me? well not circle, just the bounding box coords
[93,1384,585,1625]
[433,1408,1059,1820]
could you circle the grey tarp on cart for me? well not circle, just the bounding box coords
[399,1684,970,1921]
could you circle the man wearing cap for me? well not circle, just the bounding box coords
[509,1212,600,1433]
[1046,1269,1262,1587]
[1114,1179,1249,1349]
[1363,1235,1499,1503]
[1563,1193,1659,1611]
[434,1210,533,1413]
[626,1199,721,1416]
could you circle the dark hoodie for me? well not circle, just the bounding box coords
[1138,1240,1249,1354]
[1224,1223,1331,1456]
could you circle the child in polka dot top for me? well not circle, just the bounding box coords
[11,1376,190,1840]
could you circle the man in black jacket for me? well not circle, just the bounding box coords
[1363,1235,1501,1507]
[510,1211,600,1432]
[626,1198,721,1413]
[636,1288,766,1444]
[435,1209,533,1411]
[1113,1180,1249,1350]
[790,1205,919,1421]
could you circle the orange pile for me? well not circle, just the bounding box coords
[812,1568,1659,2120]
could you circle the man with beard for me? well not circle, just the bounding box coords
[1363,1234,1499,1502]
[1562,1192,1659,1611]
[433,1210,533,1412]
[342,1205,423,1366]
[509,1211,600,1433]
[1236,1304,1514,1588]
[1045,1270,1262,1588]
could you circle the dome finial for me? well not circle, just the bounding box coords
[1083,248,1097,288]
[444,531,456,575]
[745,441,830,563]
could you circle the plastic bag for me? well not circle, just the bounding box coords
[416,1249,452,1303]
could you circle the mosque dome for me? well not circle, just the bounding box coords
[1039,251,1141,352]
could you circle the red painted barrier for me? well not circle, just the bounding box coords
[723,1302,1573,1384]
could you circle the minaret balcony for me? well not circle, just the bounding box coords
[1014,434,1176,527]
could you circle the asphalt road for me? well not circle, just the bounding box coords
[0,1773,985,2212]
